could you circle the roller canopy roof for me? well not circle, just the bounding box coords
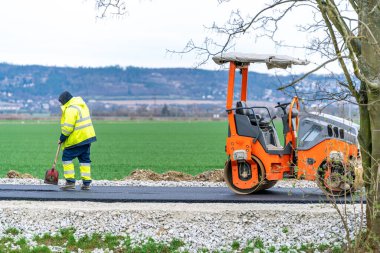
[212,52,309,69]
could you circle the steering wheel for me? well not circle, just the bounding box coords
[275,102,291,114]
[275,102,291,108]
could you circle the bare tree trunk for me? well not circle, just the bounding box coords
[358,83,372,234]
[365,92,380,250]
[359,0,380,249]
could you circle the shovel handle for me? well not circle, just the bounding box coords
[52,143,62,169]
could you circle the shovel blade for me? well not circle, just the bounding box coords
[44,168,59,185]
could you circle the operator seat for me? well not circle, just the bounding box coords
[235,101,282,150]
[236,101,250,115]
[235,101,270,128]
[236,101,257,126]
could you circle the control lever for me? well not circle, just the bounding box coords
[269,115,277,124]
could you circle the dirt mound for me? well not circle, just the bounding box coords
[125,169,224,182]
[194,170,224,182]
[7,170,34,179]
[126,170,194,182]
[161,171,194,181]
[127,170,161,181]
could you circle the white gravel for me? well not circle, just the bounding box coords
[0,177,318,188]
[0,201,365,252]
[0,178,365,252]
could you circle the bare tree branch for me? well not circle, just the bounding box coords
[321,0,361,55]
[320,5,360,100]
[96,0,126,18]
[317,0,379,89]
[348,0,359,13]
[341,16,380,55]
[278,56,348,90]
[369,1,380,15]
[170,0,309,64]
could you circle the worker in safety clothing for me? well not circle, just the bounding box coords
[58,91,96,190]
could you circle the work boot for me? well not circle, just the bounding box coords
[60,181,75,190]
[81,184,91,191]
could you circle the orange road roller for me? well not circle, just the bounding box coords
[213,53,359,196]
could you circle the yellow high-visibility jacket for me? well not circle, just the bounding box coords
[60,97,96,149]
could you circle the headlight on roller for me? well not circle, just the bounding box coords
[233,150,247,161]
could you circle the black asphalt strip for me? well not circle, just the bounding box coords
[0,185,365,204]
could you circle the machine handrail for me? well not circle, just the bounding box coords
[288,96,300,151]
[226,106,276,129]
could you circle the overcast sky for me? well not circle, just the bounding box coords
[0,0,341,74]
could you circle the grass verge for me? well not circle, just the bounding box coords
[0,227,343,253]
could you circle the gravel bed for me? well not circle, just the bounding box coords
[0,201,364,252]
[0,178,318,188]
[0,179,363,252]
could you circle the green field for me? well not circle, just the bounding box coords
[0,120,285,180]
[0,120,230,180]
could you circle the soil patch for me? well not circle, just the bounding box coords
[125,169,224,182]
[7,170,34,179]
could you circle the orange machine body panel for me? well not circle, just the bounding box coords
[226,136,292,186]
[225,61,295,187]
[297,139,358,180]
[226,136,259,189]
[250,140,291,181]
[223,59,358,191]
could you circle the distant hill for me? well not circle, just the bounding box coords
[0,63,340,103]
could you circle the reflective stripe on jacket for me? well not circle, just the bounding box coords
[60,97,96,149]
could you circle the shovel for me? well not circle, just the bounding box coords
[44,143,61,185]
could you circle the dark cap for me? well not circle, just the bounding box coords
[58,91,73,105]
